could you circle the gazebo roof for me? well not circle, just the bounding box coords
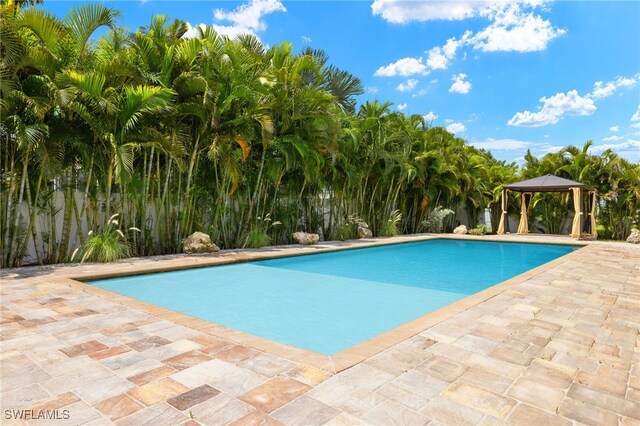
[504,174,592,192]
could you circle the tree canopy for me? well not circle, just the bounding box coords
[1,2,638,267]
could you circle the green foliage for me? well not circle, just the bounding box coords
[531,193,570,234]
[75,214,137,263]
[333,214,361,241]
[334,222,355,241]
[381,209,402,237]
[242,214,279,248]
[1,3,638,267]
[242,227,271,249]
[468,225,486,236]
[421,207,455,233]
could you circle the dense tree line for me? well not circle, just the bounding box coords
[1,3,638,266]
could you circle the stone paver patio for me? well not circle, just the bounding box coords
[1,235,639,425]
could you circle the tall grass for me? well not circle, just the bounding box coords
[73,215,138,263]
[242,214,279,248]
[381,209,402,237]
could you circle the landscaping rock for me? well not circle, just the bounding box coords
[453,225,468,235]
[356,221,369,229]
[292,232,320,245]
[183,232,220,254]
[626,229,640,244]
[357,226,373,239]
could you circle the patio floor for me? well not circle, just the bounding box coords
[1,235,639,425]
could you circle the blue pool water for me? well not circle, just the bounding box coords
[89,239,575,354]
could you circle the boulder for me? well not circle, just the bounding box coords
[292,232,320,245]
[183,232,220,254]
[357,226,373,239]
[356,221,369,229]
[453,225,468,235]
[626,229,640,244]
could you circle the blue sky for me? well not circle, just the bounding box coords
[44,1,640,163]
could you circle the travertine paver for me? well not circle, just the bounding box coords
[1,235,639,425]
[239,376,310,413]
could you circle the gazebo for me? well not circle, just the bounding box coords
[496,174,597,239]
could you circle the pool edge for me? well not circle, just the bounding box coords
[51,235,590,374]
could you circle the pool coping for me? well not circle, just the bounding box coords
[50,234,589,374]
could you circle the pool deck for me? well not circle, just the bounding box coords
[1,234,639,425]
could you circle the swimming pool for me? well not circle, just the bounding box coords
[89,239,576,355]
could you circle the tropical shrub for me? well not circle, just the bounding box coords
[531,193,570,234]
[334,222,354,241]
[381,210,402,237]
[331,214,361,241]
[421,207,455,233]
[242,228,272,249]
[74,215,138,263]
[468,225,486,236]
[242,214,280,248]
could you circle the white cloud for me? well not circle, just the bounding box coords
[537,144,565,154]
[589,76,638,100]
[446,122,466,134]
[590,139,640,161]
[301,36,312,43]
[508,90,596,127]
[508,75,638,128]
[631,122,640,129]
[372,2,564,77]
[449,73,472,94]
[426,36,466,70]
[374,57,428,77]
[423,111,438,122]
[371,0,493,24]
[412,88,428,98]
[366,86,379,95]
[396,78,419,92]
[212,0,285,39]
[212,24,253,39]
[602,135,623,142]
[183,22,207,39]
[471,138,533,150]
[397,103,408,111]
[469,4,566,52]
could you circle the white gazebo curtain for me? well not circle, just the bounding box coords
[570,187,582,238]
[497,189,508,235]
[516,192,532,234]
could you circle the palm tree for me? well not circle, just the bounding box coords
[3,2,639,266]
